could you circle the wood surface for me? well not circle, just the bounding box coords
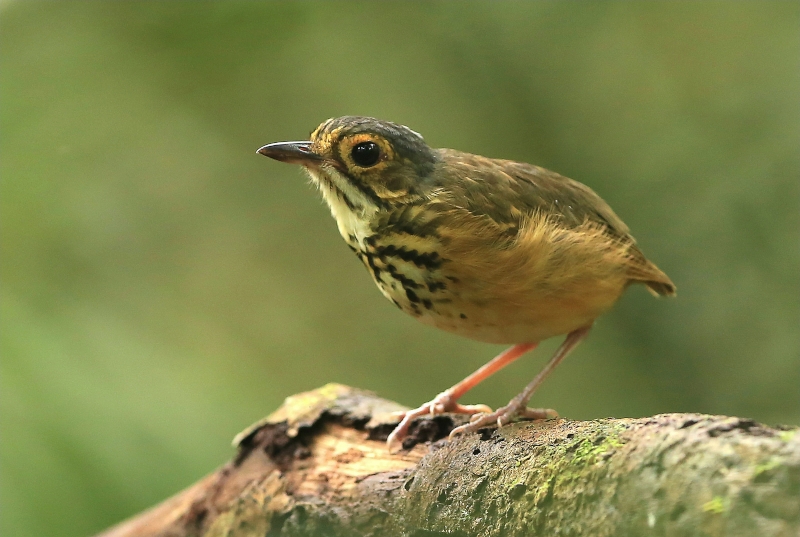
[96,384,800,537]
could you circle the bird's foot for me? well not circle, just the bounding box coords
[448,396,557,439]
[386,390,492,451]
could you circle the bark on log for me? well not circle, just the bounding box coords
[96,383,799,537]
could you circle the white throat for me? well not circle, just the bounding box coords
[305,165,379,248]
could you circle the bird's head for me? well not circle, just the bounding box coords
[258,116,437,214]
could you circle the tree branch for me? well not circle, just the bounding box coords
[96,383,799,537]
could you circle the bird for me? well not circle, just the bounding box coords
[257,116,675,450]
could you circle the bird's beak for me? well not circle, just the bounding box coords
[256,141,323,165]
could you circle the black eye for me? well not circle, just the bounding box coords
[351,141,381,167]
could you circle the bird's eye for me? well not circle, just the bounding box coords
[351,141,381,167]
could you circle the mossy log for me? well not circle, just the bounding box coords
[97,383,799,537]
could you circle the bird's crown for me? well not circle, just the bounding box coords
[310,116,434,174]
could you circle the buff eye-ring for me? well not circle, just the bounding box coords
[351,141,381,167]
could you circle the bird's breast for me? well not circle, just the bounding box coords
[343,210,630,344]
[351,233,451,319]
[347,232,564,344]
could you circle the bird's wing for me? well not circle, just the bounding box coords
[435,149,631,239]
[433,149,675,296]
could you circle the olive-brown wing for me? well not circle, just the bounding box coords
[435,149,628,237]
[434,149,675,296]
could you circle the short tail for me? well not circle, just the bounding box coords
[626,247,676,297]
[643,277,677,297]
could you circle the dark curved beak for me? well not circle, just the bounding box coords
[256,141,322,165]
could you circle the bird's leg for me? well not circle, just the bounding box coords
[386,342,538,450]
[450,324,593,438]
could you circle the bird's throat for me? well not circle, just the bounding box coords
[305,166,379,249]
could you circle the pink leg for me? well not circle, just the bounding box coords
[386,342,538,450]
[450,324,593,438]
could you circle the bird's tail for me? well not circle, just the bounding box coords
[643,276,677,297]
[626,247,676,297]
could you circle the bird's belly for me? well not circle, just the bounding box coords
[351,230,626,345]
[415,299,602,344]
[362,258,618,344]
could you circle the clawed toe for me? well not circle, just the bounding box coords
[387,400,556,449]
[452,402,493,415]
[388,410,408,420]
[449,405,558,439]
[518,407,558,420]
[385,394,495,450]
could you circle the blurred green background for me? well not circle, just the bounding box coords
[1,1,798,535]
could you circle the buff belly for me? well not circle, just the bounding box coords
[357,243,625,345]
